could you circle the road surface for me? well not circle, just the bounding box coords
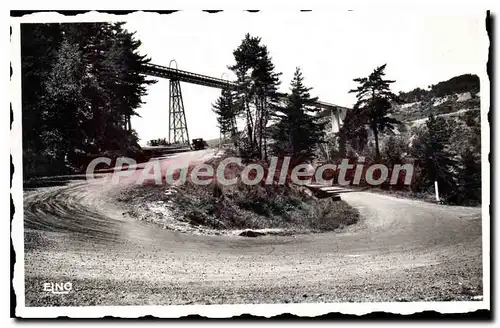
[22,149,483,306]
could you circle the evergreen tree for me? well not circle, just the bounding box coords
[21,23,65,175]
[454,111,481,204]
[410,114,457,199]
[348,64,400,159]
[21,22,155,176]
[229,34,281,159]
[271,67,326,162]
[338,108,369,156]
[455,148,481,205]
[44,38,86,165]
[212,88,238,147]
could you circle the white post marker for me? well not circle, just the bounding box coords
[434,180,440,203]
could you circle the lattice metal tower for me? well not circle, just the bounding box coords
[168,79,190,145]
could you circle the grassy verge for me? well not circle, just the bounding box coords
[118,156,360,235]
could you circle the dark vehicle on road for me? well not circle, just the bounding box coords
[192,138,208,150]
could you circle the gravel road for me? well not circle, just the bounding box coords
[22,150,483,306]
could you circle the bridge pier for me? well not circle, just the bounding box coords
[122,114,132,132]
[168,79,190,146]
[330,107,342,133]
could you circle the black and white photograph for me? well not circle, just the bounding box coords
[10,8,490,318]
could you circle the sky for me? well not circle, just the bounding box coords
[123,10,487,145]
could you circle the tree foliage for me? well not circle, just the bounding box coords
[229,34,281,159]
[212,88,239,147]
[410,114,457,198]
[21,23,155,177]
[271,67,326,162]
[346,64,401,159]
[398,74,480,103]
[382,135,408,166]
[454,148,481,205]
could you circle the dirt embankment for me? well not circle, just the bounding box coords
[118,183,359,236]
[116,153,360,236]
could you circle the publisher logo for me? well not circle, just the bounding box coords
[43,282,72,295]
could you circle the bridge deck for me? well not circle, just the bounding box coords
[141,63,235,90]
[141,62,347,111]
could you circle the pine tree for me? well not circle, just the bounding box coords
[348,64,400,159]
[229,34,281,159]
[44,38,86,165]
[21,23,65,176]
[212,88,238,147]
[70,22,154,152]
[21,22,155,176]
[271,67,326,162]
